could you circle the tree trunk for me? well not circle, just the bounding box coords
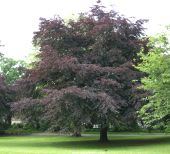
[72,127,81,137]
[72,131,81,137]
[100,125,108,142]
[6,113,12,127]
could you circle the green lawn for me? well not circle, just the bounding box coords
[0,134,170,154]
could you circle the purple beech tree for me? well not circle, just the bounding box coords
[13,2,148,142]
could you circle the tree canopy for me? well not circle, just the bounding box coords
[137,27,170,130]
[13,2,148,142]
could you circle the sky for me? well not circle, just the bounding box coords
[0,0,170,60]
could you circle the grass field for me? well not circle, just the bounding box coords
[0,134,170,154]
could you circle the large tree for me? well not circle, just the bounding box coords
[13,2,148,142]
[137,27,170,130]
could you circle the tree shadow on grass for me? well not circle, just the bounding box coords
[1,136,170,150]
[49,136,170,150]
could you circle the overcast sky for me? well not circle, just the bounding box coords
[0,0,169,60]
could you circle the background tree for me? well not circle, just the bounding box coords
[13,2,148,142]
[136,27,170,131]
[0,53,26,130]
[0,43,15,130]
[0,73,14,130]
[0,56,26,84]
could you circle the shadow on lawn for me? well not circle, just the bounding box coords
[50,137,170,149]
[1,136,170,150]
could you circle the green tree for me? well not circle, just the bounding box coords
[0,56,26,84]
[136,27,170,130]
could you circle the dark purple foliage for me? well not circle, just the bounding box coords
[13,2,148,140]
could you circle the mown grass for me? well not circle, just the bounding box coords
[0,134,170,154]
